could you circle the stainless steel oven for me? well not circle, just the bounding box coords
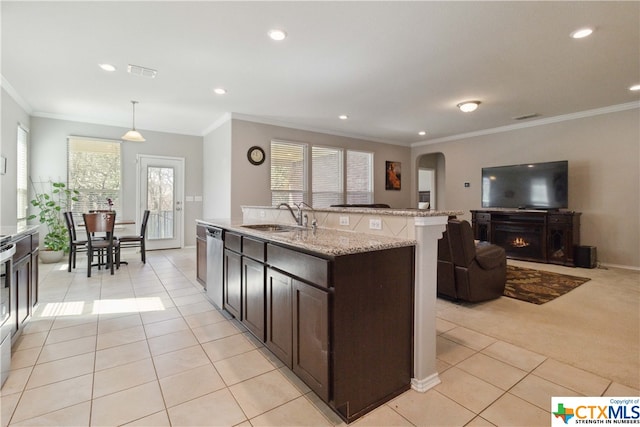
[1,235,16,387]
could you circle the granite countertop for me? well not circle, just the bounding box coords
[197,219,416,257]
[242,205,463,218]
[0,223,40,241]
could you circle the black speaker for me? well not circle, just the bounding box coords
[574,245,597,268]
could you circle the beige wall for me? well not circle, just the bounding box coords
[1,88,31,226]
[227,119,412,219]
[29,117,203,246]
[202,120,232,219]
[411,107,640,269]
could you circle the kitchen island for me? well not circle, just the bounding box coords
[198,205,461,422]
[197,218,415,423]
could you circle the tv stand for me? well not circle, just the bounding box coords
[471,209,581,266]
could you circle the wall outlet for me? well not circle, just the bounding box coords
[260,210,266,218]
[339,216,349,226]
[369,218,382,230]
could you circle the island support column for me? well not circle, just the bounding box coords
[411,215,448,392]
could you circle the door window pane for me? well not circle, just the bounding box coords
[147,166,175,240]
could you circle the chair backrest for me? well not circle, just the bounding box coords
[446,219,477,267]
[83,212,116,237]
[63,211,77,241]
[140,210,151,238]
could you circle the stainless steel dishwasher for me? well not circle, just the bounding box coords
[205,227,224,309]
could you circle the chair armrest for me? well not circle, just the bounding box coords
[475,245,506,270]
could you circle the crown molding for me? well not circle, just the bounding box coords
[411,101,640,148]
[1,75,33,114]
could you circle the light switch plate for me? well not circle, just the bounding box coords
[339,216,349,225]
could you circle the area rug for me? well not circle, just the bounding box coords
[504,265,591,304]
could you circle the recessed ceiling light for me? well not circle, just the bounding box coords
[457,101,481,113]
[268,29,287,41]
[213,88,227,95]
[339,115,348,120]
[418,131,426,136]
[630,84,640,91]
[99,63,116,72]
[570,28,593,39]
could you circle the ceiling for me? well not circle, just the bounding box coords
[2,1,639,146]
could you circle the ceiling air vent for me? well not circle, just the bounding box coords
[513,113,540,121]
[127,64,157,79]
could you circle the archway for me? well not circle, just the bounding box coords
[416,152,445,210]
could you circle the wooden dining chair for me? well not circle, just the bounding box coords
[83,212,120,277]
[117,210,150,263]
[63,211,87,272]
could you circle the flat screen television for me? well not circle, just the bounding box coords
[481,160,568,209]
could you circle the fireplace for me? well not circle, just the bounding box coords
[493,224,544,261]
[471,210,581,266]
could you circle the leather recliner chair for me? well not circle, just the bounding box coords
[437,219,507,302]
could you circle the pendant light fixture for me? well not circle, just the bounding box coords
[121,100,146,142]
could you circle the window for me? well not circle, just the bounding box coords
[67,137,122,215]
[312,146,343,208]
[270,140,307,205]
[271,140,374,207]
[346,150,373,204]
[17,125,29,222]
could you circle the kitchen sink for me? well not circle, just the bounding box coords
[241,224,303,232]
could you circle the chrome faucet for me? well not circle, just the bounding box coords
[296,202,318,230]
[277,203,303,225]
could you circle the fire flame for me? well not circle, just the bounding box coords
[511,237,530,248]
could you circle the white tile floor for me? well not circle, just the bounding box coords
[1,248,638,426]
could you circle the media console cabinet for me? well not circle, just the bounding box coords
[471,209,581,266]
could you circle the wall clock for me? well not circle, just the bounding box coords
[247,146,265,165]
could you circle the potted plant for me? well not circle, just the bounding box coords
[28,181,79,263]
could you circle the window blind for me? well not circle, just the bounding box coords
[312,146,343,208]
[67,136,122,215]
[270,140,307,206]
[346,150,373,204]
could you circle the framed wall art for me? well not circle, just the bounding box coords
[385,161,401,190]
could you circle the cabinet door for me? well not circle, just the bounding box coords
[30,250,39,311]
[223,249,242,319]
[13,256,30,329]
[292,280,329,401]
[266,268,292,366]
[242,257,265,341]
[196,238,207,286]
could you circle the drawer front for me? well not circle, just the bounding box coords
[14,235,31,261]
[267,244,329,288]
[548,215,571,224]
[225,232,242,252]
[31,232,39,250]
[475,213,491,222]
[243,237,266,262]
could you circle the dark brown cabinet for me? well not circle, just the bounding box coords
[223,248,242,319]
[10,231,39,338]
[196,224,206,286]
[292,279,329,401]
[214,225,414,423]
[242,257,265,340]
[265,268,293,364]
[265,266,329,401]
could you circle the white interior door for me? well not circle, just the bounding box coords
[138,155,184,250]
